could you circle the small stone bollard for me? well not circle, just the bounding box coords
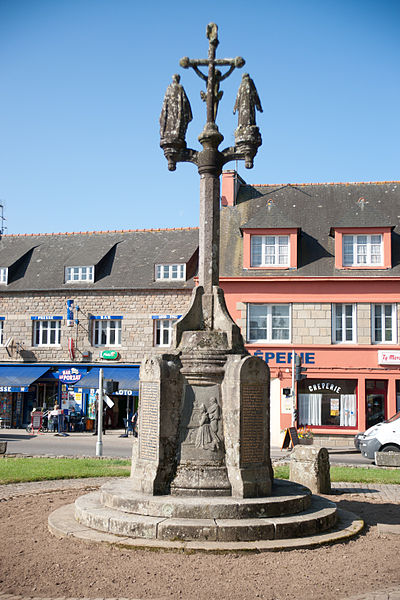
[0,441,7,455]
[375,451,400,467]
[289,445,331,494]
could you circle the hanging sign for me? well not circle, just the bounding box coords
[68,337,75,360]
[100,350,120,360]
[58,368,87,383]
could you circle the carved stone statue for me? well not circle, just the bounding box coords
[195,403,220,451]
[160,74,193,145]
[233,73,263,128]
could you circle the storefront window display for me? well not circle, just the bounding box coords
[298,379,357,428]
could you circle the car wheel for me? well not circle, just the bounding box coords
[381,444,400,453]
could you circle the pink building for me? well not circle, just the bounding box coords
[220,170,400,445]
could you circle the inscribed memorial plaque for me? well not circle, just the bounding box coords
[139,382,159,461]
[240,383,265,465]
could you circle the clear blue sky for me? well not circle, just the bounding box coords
[1,0,399,235]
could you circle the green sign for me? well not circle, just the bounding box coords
[100,350,120,360]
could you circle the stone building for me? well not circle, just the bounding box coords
[0,227,198,428]
[220,170,400,445]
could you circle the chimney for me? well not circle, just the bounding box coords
[221,170,244,207]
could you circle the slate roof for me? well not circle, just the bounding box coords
[220,181,400,278]
[0,228,199,291]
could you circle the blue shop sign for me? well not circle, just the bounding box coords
[0,385,29,393]
[252,350,315,365]
[31,315,63,321]
[58,368,88,384]
[90,315,123,320]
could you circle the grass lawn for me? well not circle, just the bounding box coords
[0,457,399,485]
[0,457,131,484]
[273,464,400,485]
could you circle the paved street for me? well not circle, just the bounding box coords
[1,428,373,465]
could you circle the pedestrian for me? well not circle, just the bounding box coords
[131,410,138,437]
[49,403,60,432]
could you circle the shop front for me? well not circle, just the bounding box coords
[248,346,400,444]
[0,365,51,427]
[0,363,139,429]
[72,366,139,429]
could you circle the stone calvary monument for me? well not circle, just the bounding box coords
[49,24,363,550]
[133,21,271,500]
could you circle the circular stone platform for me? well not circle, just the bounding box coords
[48,478,364,551]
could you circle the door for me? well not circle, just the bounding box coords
[365,380,387,429]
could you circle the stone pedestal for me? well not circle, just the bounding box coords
[223,354,272,497]
[131,287,272,498]
[289,446,331,494]
[130,354,183,495]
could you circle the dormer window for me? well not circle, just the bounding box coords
[155,264,186,280]
[333,227,391,270]
[65,266,94,283]
[343,234,382,266]
[242,228,298,270]
[0,267,8,284]
[251,235,289,267]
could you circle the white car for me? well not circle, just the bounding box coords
[356,410,400,460]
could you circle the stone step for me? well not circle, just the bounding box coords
[75,492,337,542]
[100,478,312,520]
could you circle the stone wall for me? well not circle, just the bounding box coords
[0,289,192,364]
[292,303,331,345]
[236,301,400,345]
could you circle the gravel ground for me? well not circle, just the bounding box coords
[0,480,399,600]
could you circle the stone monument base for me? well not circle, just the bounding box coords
[48,476,364,550]
[66,478,337,542]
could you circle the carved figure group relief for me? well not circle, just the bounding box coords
[195,397,222,452]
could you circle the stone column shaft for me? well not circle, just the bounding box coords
[199,172,220,327]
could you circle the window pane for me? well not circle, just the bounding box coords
[271,305,289,340]
[251,237,262,266]
[335,304,343,341]
[374,305,382,342]
[248,305,267,340]
[162,323,169,345]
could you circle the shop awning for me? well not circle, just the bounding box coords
[0,365,51,392]
[72,366,140,395]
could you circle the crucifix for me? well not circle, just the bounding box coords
[160,22,262,329]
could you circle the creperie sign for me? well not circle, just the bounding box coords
[378,350,400,365]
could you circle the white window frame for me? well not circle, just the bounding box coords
[0,268,8,284]
[332,303,357,343]
[342,234,383,267]
[92,319,122,347]
[247,304,291,343]
[250,235,289,267]
[372,303,397,344]
[33,320,61,346]
[154,318,177,347]
[0,321,3,345]
[155,264,186,281]
[65,266,94,283]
